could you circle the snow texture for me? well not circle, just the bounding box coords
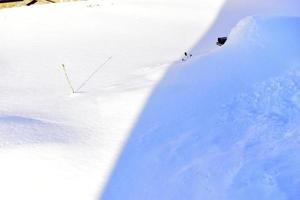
[102,16,300,200]
[0,0,299,200]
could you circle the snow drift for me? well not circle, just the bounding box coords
[101,16,300,200]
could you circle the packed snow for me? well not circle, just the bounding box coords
[0,0,299,200]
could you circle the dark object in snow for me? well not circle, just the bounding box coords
[26,0,37,5]
[182,52,193,61]
[26,0,54,5]
[216,37,227,46]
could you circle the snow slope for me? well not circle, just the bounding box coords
[0,0,224,199]
[191,0,300,54]
[102,16,300,200]
[0,0,299,199]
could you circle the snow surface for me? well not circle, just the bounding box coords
[102,16,300,200]
[0,0,299,199]
[0,1,224,199]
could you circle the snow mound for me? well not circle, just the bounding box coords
[0,115,78,147]
[227,16,300,50]
[101,16,300,200]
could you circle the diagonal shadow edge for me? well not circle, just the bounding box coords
[99,0,300,199]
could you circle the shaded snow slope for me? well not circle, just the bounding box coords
[102,16,300,200]
[191,0,300,54]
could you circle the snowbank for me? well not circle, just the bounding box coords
[102,16,300,200]
[192,0,300,54]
